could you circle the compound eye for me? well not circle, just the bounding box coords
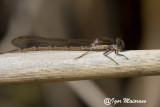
[115,38,125,51]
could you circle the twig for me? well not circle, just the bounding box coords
[0,50,160,85]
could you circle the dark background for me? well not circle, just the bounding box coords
[0,0,160,107]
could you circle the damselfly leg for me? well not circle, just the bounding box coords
[115,51,128,59]
[74,51,94,60]
[103,51,119,65]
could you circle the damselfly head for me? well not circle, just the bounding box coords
[114,38,125,51]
